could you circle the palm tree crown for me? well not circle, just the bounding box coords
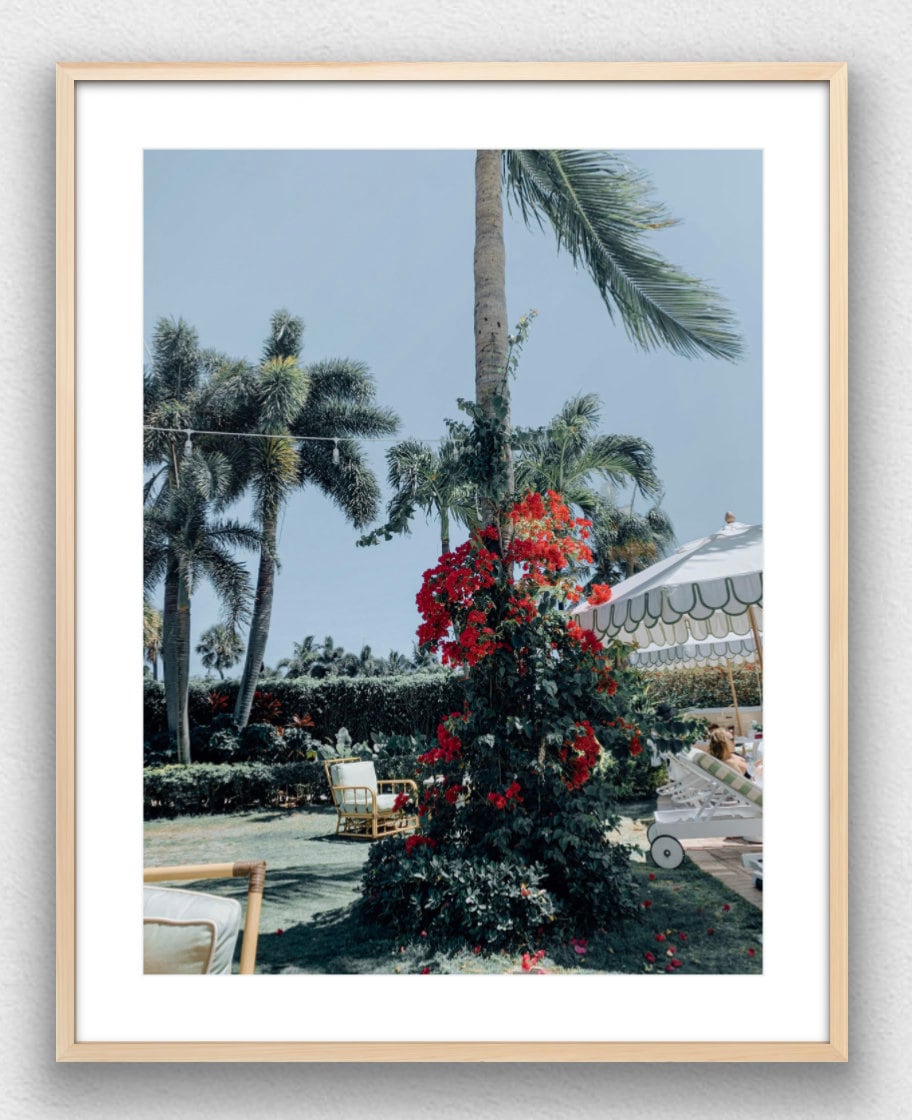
[513,394,659,520]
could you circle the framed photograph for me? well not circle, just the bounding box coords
[57,62,847,1061]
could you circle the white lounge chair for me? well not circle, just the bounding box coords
[647,748,762,869]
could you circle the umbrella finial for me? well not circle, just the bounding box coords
[724,511,736,524]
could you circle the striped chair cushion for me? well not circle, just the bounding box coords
[688,748,763,807]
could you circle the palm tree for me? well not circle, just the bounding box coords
[143,600,163,680]
[513,393,659,519]
[219,353,309,728]
[472,150,744,500]
[589,501,676,585]
[195,623,245,680]
[377,437,478,556]
[144,451,259,762]
[144,317,207,739]
[384,649,414,675]
[308,635,348,679]
[277,635,321,678]
[411,642,443,672]
[226,311,399,728]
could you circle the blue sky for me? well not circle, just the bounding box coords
[144,149,761,674]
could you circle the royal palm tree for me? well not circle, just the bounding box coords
[513,393,659,519]
[217,352,310,728]
[226,311,399,728]
[472,150,744,501]
[144,451,259,762]
[195,623,245,680]
[144,317,208,739]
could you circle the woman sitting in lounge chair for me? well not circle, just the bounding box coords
[707,727,750,777]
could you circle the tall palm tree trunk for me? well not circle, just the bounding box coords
[161,556,180,744]
[175,568,192,764]
[440,507,450,556]
[474,149,514,514]
[234,511,278,729]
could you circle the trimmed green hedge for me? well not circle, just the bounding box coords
[144,672,465,744]
[639,664,761,709]
[144,755,422,819]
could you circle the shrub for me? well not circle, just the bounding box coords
[144,673,464,746]
[638,664,762,709]
[362,844,555,949]
[144,746,427,819]
[241,722,282,760]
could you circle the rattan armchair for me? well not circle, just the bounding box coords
[324,756,419,839]
[143,860,266,974]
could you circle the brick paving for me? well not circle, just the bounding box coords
[681,837,763,909]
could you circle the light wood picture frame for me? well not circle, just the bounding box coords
[57,61,847,1062]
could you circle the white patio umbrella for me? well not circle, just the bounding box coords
[628,631,759,670]
[575,514,763,667]
[628,630,762,735]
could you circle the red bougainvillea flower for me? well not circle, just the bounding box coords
[276,929,284,936]
[648,873,656,881]
[642,899,653,909]
[521,949,547,971]
[404,835,436,856]
[722,903,731,912]
[747,948,756,957]
[559,720,602,789]
[586,583,612,606]
[665,964,675,973]
[420,967,431,974]
[392,792,411,813]
[644,951,656,963]
[487,792,508,810]
[473,946,481,955]
[670,959,683,969]
[570,938,588,955]
[655,933,666,942]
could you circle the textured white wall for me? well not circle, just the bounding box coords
[0,0,905,1113]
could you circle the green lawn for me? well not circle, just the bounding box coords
[144,807,762,975]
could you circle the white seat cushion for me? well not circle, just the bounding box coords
[338,792,399,814]
[143,885,242,974]
[330,760,378,792]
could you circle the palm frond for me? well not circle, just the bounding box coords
[504,150,743,361]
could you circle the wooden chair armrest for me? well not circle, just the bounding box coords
[377,779,419,794]
[143,860,266,975]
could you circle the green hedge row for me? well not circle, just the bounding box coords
[144,672,465,743]
[144,755,422,819]
[639,664,761,709]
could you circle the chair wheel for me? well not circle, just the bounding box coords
[650,835,685,870]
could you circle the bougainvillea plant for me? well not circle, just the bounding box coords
[362,490,646,950]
